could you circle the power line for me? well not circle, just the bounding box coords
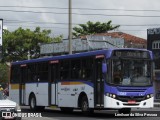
[4,19,160,27]
[1,9,160,18]
[0,5,67,10]
[4,20,70,25]
[1,5,160,12]
[6,24,68,29]
[0,9,67,14]
[7,24,147,32]
[118,30,147,31]
[113,24,160,26]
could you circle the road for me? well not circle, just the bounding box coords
[19,106,160,120]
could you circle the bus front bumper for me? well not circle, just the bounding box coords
[104,96,154,109]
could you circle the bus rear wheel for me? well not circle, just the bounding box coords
[81,96,94,114]
[29,94,37,111]
[29,94,45,111]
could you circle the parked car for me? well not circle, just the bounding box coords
[0,91,21,120]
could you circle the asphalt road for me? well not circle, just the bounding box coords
[20,106,160,120]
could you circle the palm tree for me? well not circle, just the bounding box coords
[73,20,120,37]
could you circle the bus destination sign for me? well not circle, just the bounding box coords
[112,50,150,58]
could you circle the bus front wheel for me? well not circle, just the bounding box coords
[29,94,45,111]
[81,96,93,114]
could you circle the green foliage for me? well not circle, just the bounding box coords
[2,27,63,62]
[0,63,9,83]
[73,20,120,37]
[53,35,63,43]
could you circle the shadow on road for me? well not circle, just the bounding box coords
[21,107,135,119]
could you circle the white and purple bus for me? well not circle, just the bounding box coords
[9,48,154,114]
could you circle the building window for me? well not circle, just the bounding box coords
[152,41,160,49]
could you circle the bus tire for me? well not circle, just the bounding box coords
[29,94,37,111]
[118,108,131,114]
[81,96,94,114]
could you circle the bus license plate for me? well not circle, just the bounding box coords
[128,100,136,104]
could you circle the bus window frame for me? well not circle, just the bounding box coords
[70,58,81,80]
[59,59,71,81]
[80,56,94,82]
[10,65,21,84]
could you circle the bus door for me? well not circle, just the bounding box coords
[49,60,59,105]
[20,64,27,105]
[94,55,104,108]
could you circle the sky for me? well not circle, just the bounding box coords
[1,0,160,39]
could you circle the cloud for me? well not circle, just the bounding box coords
[1,0,160,39]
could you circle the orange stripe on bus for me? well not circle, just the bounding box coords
[61,82,84,85]
[11,84,19,89]
[10,84,25,90]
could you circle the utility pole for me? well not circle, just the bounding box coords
[69,0,72,54]
[27,50,30,60]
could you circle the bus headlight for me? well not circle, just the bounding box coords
[146,94,153,99]
[106,93,116,99]
[112,94,116,98]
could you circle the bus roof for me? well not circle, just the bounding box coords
[11,48,151,65]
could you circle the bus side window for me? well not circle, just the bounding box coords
[11,65,20,83]
[81,58,93,81]
[79,68,86,79]
[60,60,70,80]
[37,62,48,82]
[28,64,37,82]
[71,59,81,79]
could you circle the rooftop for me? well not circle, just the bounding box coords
[80,32,147,44]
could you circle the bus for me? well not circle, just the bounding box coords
[9,48,154,114]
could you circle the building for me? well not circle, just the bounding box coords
[147,28,160,101]
[93,32,147,49]
[40,32,147,56]
[147,28,160,69]
[40,35,124,56]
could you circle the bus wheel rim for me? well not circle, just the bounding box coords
[82,101,88,111]
[31,98,35,108]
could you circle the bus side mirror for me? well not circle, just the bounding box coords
[102,63,107,73]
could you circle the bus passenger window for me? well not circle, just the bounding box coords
[71,59,81,79]
[79,68,86,79]
[81,58,93,81]
[11,65,20,83]
[60,60,70,80]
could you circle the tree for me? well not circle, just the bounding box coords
[0,63,9,83]
[2,27,63,62]
[73,20,120,37]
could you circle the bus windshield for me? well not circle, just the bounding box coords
[111,59,152,86]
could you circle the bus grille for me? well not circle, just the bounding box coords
[117,87,146,92]
[117,96,145,102]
